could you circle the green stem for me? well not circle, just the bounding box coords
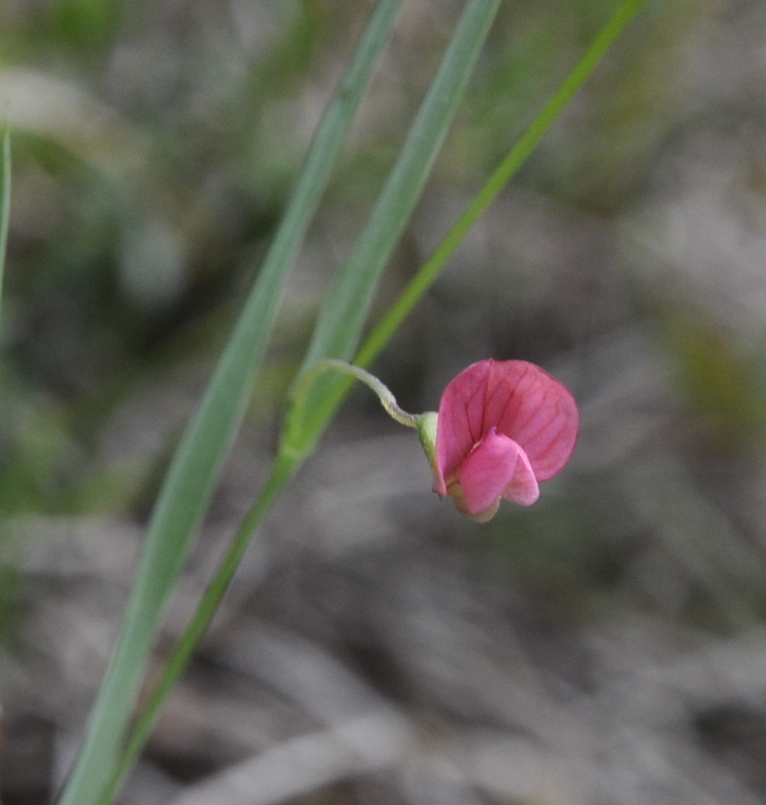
[0,125,11,324]
[95,452,299,805]
[296,359,419,429]
[96,357,428,803]
[356,0,650,368]
[283,0,503,454]
[59,2,404,802]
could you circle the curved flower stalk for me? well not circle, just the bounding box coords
[308,358,578,523]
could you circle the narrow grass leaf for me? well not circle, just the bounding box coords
[58,3,404,803]
[356,0,652,370]
[0,125,10,322]
[96,452,299,805]
[283,0,503,457]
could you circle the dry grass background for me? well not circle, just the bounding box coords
[4,1,766,802]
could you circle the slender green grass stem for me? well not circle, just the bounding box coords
[98,359,426,803]
[284,0,503,451]
[58,3,404,802]
[357,0,651,370]
[96,452,299,805]
[0,125,11,322]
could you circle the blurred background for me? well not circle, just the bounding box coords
[3,0,766,802]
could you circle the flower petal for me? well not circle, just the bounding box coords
[435,360,495,493]
[502,443,539,506]
[485,360,578,481]
[457,429,522,517]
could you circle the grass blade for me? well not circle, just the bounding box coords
[96,453,299,805]
[356,0,653,369]
[283,0,503,456]
[0,125,10,321]
[57,3,404,803]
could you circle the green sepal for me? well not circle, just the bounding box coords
[415,411,439,478]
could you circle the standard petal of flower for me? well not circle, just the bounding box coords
[485,360,578,481]
[458,429,521,516]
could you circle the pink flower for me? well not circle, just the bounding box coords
[432,359,578,522]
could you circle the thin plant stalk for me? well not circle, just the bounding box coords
[94,358,422,803]
[293,359,420,428]
[57,3,404,803]
[95,452,299,805]
[0,125,10,322]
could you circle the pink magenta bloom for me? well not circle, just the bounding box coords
[433,359,579,521]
